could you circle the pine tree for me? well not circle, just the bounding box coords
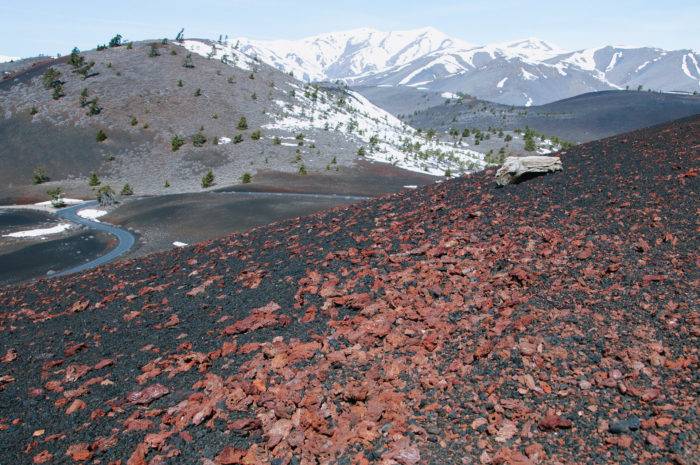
[88,172,101,186]
[109,34,123,47]
[120,183,134,195]
[237,117,248,130]
[171,135,185,151]
[201,170,215,188]
[32,167,49,184]
[241,172,252,183]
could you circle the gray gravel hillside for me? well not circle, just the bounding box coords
[0,40,363,201]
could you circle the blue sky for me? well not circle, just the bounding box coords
[1,0,698,57]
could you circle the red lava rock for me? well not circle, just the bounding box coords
[215,446,247,464]
[64,364,92,383]
[223,301,282,335]
[68,299,90,313]
[1,348,18,363]
[126,442,149,465]
[127,384,169,405]
[66,443,91,461]
[64,342,88,357]
[94,358,114,370]
[32,450,53,464]
[538,414,573,431]
[66,399,86,414]
[267,418,293,447]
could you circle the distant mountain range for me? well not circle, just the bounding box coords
[235,27,700,106]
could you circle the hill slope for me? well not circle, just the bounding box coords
[402,90,700,143]
[1,116,697,464]
[0,39,485,203]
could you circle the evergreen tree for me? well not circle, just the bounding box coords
[175,28,185,42]
[109,34,123,47]
[32,167,49,184]
[88,172,101,186]
[237,117,248,130]
[96,185,117,206]
[240,172,252,183]
[201,169,215,188]
[251,130,261,140]
[46,187,65,208]
[96,129,107,142]
[120,183,134,195]
[182,53,194,68]
[171,135,185,151]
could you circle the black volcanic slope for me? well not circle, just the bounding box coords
[406,90,700,143]
[0,117,698,464]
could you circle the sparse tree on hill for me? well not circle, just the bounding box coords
[251,129,261,140]
[46,187,65,208]
[68,47,84,67]
[171,135,185,151]
[32,167,49,184]
[237,117,248,130]
[194,88,202,97]
[192,131,207,147]
[148,43,160,57]
[96,129,107,142]
[96,185,117,206]
[175,28,185,43]
[298,164,308,175]
[88,172,101,186]
[233,134,243,144]
[241,172,252,183]
[120,183,134,195]
[42,67,61,89]
[109,34,123,48]
[182,53,194,68]
[201,169,215,188]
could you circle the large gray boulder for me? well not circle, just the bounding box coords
[495,156,563,186]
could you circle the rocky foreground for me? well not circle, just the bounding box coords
[1,117,698,464]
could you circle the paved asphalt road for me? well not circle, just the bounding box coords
[51,201,135,277]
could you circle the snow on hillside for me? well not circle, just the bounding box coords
[265,84,485,176]
[181,40,254,71]
[0,55,20,63]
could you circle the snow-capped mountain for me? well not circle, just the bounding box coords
[234,27,472,82]
[232,28,700,106]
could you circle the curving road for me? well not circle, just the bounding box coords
[51,201,135,277]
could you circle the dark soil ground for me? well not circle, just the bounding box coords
[0,116,697,464]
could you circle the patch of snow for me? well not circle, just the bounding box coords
[0,55,20,63]
[520,68,538,80]
[181,40,254,71]
[636,60,651,72]
[606,52,622,72]
[218,137,232,145]
[496,77,508,88]
[3,223,71,238]
[681,54,699,80]
[441,91,459,99]
[403,185,418,189]
[173,241,188,247]
[77,209,107,221]
[523,93,533,107]
[34,198,84,207]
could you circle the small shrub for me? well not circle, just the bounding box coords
[182,53,194,68]
[357,147,366,157]
[96,129,107,142]
[120,183,134,195]
[88,172,101,186]
[164,180,171,188]
[29,106,38,115]
[201,169,215,188]
[130,116,138,126]
[194,88,201,97]
[148,43,160,57]
[177,79,183,87]
[192,132,207,147]
[170,49,177,56]
[298,164,308,175]
[126,42,133,50]
[233,134,243,144]
[42,67,61,89]
[87,99,102,116]
[237,117,248,130]
[251,92,257,100]
[52,84,65,100]
[171,135,185,151]
[241,172,252,183]
[32,167,49,184]
[251,129,261,140]
[96,44,108,51]
[272,136,281,145]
